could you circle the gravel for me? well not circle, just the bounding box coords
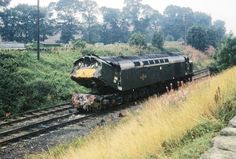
[0,103,141,159]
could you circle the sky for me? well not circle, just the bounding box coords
[10,0,236,34]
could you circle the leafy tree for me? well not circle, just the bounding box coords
[101,7,129,44]
[214,35,236,70]
[80,0,98,43]
[73,39,86,48]
[212,20,226,45]
[55,0,80,43]
[122,0,142,26]
[0,0,10,10]
[152,31,164,49]
[129,32,146,48]
[193,12,212,28]
[84,24,103,43]
[0,4,54,43]
[206,27,218,47]
[162,5,194,41]
[187,26,208,51]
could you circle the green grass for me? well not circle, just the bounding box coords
[0,42,213,117]
[0,49,87,117]
[157,97,236,159]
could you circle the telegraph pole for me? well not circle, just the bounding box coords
[37,0,40,60]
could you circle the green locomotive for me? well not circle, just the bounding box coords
[71,52,193,111]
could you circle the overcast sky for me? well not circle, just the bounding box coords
[10,0,236,34]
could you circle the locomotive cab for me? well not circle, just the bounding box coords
[71,56,103,89]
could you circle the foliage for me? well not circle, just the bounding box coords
[101,7,130,44]
[162,5,194,41]
[128,32,147,48]
[213,35,236,71]
[55,0,81,43]
[164,41,212,70]
[0,4,54,43]
[152,31,164,49]
[80,0,98,43]
[0,50,86,117]
[187,26,208,51]
[0,1,226,46]
[73,39,86,49]
[0,0,10,9]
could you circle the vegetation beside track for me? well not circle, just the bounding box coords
[0,50,84,117]
[0,42,211,117]
[29,67,236,159]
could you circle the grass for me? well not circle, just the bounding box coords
[28,67,236,159]
[165,41,213,70]
[0,42,213,117]
[0,49,86,117]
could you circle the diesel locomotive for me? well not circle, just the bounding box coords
[70,52,193,111]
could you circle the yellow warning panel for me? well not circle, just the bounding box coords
[75,68,96,78]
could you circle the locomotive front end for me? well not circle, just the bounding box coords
[70,56,101,86]
[70,55,103,110]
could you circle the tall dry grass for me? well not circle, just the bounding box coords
[34,67,236,159]
[164,41,209,60]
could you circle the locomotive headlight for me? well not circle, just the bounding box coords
[113,76,118,83]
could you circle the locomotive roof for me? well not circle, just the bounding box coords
[101,52,181,63]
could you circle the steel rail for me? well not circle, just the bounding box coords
[0,114,94,146]
[0,103,71,127]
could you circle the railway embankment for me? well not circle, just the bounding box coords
[201,116,236,158]
[29,67,236,159]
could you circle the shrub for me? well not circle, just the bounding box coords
[128,32,147,48]
[165,35,174,41]
[0,51,85,117]
[187,26,208,51]
[152,31,164,49]
[73,39,86,49]
[214,35,236,71]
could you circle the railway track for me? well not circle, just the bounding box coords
[193,68,210,80]
[0,111,94,147]
[0,103,72,128]
[0,103,80,146]
[0,68,210,147]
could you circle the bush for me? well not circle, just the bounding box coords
[128,32,147,48]
[73,39,86,49]
[0,51,86,117]
[214,35,236,71]
[152,31,164,49]
[165,35,174,41]
[187,26,208,51]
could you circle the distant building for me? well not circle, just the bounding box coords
[0,42,25,49]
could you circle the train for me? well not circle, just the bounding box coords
[70,52,193,111]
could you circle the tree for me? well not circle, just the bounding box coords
[212,20,226,45]
[152,31,164,49]
[55,0,80,43]
[193,12,212,28]
[214,35,236,70]
[0,0,10,10]
[187,26,208,51]
[0,4,54,43]
[206,27,218,47]
[73,39,86,48]
[101,7,129,44]
[162,5,194,41]
[129,32,146,48]
[80,0,98,43]
[122,0,143,26]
